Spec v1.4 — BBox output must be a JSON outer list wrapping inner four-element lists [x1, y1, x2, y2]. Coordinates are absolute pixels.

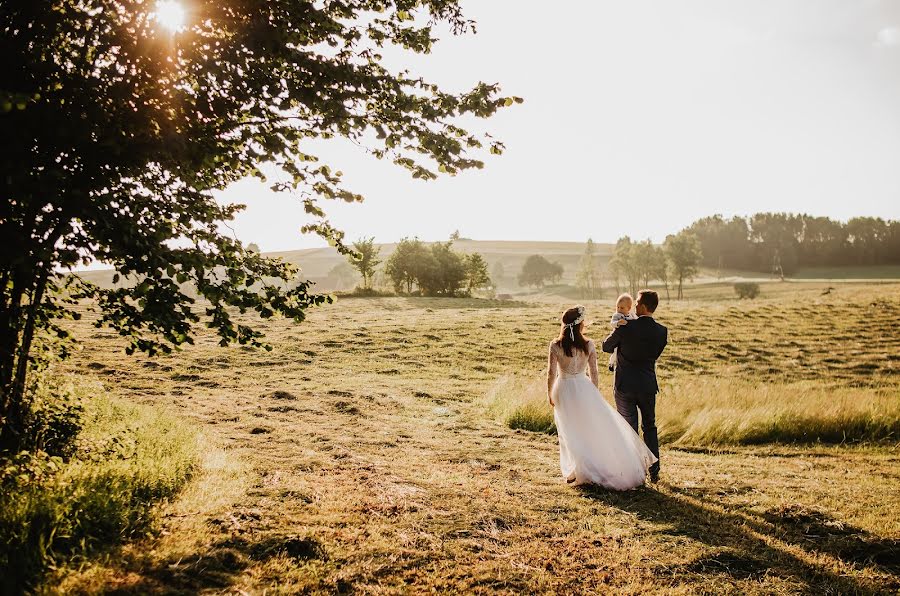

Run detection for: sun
[[153, 0, 186, 33]]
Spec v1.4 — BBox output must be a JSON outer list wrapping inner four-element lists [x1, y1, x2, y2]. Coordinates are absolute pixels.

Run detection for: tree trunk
[[0, 268, 49, 453]]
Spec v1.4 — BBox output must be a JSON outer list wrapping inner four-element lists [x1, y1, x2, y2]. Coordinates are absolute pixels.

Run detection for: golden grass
[[40, 282, 900, 594]]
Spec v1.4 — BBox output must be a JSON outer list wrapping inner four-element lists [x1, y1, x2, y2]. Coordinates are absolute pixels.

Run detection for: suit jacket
[[601, 316, 667, 394]]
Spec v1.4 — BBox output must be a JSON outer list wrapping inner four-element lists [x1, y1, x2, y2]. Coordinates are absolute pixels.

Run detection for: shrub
[[734, 281, 760, 299], [15, 377, 84, 459], [0, 387, 199, 593]]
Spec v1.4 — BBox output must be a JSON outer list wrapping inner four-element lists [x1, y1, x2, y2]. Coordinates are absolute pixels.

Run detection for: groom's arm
[[654, 327, 668, 359], [601, 327, 624, 354]]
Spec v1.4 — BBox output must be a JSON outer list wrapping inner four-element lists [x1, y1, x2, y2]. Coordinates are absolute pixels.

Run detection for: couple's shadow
[[579, 483, 899, 594]]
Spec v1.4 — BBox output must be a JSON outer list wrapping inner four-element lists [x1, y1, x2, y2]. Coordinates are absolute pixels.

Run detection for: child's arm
[[610, 312, 626, 329]]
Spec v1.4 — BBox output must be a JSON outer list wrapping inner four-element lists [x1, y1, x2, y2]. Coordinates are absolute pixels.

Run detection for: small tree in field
[[518, 255, 563, 288], [417, 242, 467, 297], [665, 231, 703, 299], [349, 238, 382, 290], [384, 237, 428, 294], [575, 239, 602, 299], [464, 253, 492, 294], [0, 1, 519, 451]]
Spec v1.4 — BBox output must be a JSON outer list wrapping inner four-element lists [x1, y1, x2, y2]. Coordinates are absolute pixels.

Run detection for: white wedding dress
[[548, 340, 657, 490]]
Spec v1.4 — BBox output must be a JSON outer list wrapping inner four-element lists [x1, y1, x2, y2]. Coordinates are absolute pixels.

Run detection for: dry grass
[[43, 282, 900, 594]]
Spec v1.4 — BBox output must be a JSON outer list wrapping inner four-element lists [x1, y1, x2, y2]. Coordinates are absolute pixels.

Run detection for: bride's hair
[[555, 306, 590, 357]]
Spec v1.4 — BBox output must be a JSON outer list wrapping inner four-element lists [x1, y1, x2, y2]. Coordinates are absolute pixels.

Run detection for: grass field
[[47, 282, 900, 594]]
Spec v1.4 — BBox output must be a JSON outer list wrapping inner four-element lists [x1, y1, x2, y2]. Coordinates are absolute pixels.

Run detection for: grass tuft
[[484, 375, 556, 434]]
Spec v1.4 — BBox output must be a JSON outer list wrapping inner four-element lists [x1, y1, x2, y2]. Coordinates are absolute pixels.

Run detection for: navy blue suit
[[602, 316, 667, 473]]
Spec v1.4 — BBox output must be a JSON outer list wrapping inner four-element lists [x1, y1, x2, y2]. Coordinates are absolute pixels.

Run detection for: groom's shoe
[[649, 465, 660, 484]]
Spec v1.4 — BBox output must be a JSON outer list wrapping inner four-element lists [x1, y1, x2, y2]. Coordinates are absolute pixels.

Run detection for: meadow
[[38, 281, 900, 593]]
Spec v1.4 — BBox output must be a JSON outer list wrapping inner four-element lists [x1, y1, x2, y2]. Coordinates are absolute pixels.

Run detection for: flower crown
[[563, 305, 586, 340]]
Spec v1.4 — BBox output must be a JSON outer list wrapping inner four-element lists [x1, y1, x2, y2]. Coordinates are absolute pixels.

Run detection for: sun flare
[[153, 0, 186, 33]]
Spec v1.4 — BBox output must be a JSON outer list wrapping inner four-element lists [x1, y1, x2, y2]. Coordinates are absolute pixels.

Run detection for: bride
[[548, 305, 657, 490]]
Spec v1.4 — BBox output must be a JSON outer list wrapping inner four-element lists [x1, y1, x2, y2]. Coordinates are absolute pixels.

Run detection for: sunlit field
[[32, 280, 897, 594]]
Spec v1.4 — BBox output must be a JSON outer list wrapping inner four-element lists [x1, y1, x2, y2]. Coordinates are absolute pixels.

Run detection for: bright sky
[[218, 0, 900, 251]]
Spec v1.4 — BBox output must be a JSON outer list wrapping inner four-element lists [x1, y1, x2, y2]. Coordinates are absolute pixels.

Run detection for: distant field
[[51, 281, 900, 594], [75, 241, 900, 295]]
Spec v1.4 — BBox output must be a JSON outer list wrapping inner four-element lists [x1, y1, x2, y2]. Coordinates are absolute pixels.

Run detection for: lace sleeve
[[588, 341, 599, 387], [547, 342, 558, 398]]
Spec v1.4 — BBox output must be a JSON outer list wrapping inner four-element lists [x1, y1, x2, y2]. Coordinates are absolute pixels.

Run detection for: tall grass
[[658, 377, 900, 445], [486, 374, 900, 446], [0, 385, 200, 593], [483, 375, 556, 434]]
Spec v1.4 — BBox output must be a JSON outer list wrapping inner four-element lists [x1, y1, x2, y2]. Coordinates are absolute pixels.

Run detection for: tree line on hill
[[345, 237, 491, 297], [687, 214, 900, 276]]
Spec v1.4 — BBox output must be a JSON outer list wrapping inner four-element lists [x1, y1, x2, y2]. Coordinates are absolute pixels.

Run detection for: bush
[[0, 386, 199, 593], [15, 377, 84, 459], [734, 281, 760, 299], [334, 287, 395, 298]]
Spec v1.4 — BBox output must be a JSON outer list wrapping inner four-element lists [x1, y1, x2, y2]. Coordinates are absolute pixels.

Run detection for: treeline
[[346, 237, 491, 297], [687, 214, 900, 276]]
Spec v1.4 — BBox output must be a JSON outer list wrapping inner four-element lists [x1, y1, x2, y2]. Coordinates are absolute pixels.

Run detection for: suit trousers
[[614, 388, 660, 473]]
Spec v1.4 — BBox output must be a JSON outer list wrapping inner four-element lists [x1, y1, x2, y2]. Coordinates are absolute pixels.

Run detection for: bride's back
[[550, 340, 595, 376]]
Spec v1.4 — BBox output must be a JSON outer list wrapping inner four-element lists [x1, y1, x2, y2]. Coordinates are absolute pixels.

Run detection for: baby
[[608, 293, 637, 372]]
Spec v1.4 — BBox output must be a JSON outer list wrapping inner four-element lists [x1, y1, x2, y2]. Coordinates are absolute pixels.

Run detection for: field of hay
[[51, 281, 899, 594]]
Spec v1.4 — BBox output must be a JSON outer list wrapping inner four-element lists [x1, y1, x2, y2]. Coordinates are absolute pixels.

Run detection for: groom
[[601, 289, 667, 482]]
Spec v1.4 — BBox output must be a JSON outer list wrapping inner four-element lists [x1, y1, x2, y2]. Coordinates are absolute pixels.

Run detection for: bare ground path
[[57, 295, 899, 594]]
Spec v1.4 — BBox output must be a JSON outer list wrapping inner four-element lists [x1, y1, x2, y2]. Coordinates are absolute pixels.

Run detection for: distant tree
[[418, 242, 467, 297], [327, 262, 359, 290], [450, 230, 461, 241], [518, 255, 563, 288], [609, 237, 641, 296], [247, 243, 261, 254], [846, 217, 890, 265], [348, 238, 382, 290], [575, 239, 602, 299], [649, 245, 670, 300], [491, 261, 506, 286], [750, 213, 803, 278], [464, 253, 492, 294], [384, 237, 428, 294], [664, 231, 702, 300]]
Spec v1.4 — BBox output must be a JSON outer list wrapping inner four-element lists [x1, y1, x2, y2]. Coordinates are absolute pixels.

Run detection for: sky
[[217, 0, 900, 251]]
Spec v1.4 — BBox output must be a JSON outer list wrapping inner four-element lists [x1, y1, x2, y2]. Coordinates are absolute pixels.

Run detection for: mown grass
[[47, 281, 900, 594], [0, 384, 199, 593]]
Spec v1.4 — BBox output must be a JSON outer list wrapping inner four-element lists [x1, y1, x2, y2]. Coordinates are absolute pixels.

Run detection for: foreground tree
[[0, 1, 519, 451], [664, 231, 702, 299], [348, 238, 382, 290]]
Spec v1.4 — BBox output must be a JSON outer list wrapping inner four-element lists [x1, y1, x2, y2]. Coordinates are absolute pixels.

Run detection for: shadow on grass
[[580, 484, 899, 595], [104, 535, 326, 595]]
